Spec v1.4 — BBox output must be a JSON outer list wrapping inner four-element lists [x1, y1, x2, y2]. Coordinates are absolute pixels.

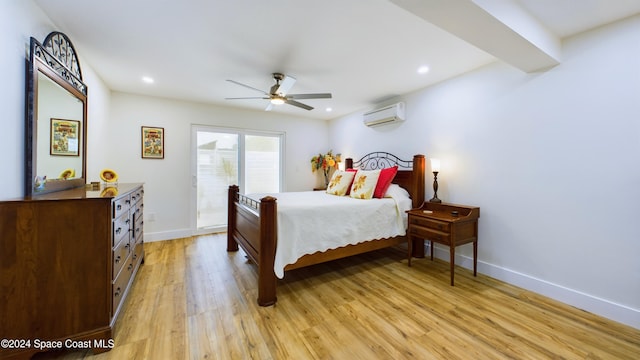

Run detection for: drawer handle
[[125, 219, 130, 224], [114, 287, 121, 297], [116, 227, 121, 234], [117, 204, 122, 210], [125, 243, 130, 249], [125, 199, 131, 204], [127, 264, 133, 271], [115, 255, 121, 264], [133, 253, 137, 260]]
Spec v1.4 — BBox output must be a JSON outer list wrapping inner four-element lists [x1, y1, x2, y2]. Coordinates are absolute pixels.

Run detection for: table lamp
[[429, 158, 441, 203]]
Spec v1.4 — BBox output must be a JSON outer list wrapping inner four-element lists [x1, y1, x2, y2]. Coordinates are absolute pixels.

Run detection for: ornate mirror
[[25, 32, 88, 196]]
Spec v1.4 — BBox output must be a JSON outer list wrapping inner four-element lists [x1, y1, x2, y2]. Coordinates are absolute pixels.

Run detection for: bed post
[[227, 185, 239, 252], [258, 196, 278, 306], [412, 154, 425, 209], [345, 157, 353, 169], [412, 155, 426, 258]]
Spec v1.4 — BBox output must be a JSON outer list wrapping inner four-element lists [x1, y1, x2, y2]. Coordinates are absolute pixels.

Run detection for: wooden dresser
[[0, 183, 144, 359]]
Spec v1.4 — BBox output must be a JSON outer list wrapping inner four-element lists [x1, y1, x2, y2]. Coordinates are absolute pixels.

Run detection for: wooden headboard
[[345, 152, 425, 208]]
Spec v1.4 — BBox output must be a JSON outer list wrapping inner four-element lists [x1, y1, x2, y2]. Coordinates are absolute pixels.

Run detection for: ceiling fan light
[[270, 97, 285, 105]]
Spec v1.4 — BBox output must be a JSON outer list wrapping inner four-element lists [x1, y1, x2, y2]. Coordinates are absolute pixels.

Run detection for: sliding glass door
[[191, 125, 283, 234]]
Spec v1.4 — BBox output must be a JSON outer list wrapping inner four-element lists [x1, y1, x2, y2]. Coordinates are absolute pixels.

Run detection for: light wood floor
[[39, 234, 639, 359]]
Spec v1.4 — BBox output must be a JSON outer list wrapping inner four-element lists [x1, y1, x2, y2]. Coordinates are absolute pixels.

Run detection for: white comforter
[[248, 185, 412, 278]]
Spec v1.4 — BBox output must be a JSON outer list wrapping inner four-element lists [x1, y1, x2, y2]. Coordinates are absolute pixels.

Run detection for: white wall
[[330, 16, 640, 329], [107, 93, 329, 241]]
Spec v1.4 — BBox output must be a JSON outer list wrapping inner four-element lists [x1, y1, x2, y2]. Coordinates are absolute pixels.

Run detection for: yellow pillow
[[326, 170, 356, 196], [349, 169, 381, 199]]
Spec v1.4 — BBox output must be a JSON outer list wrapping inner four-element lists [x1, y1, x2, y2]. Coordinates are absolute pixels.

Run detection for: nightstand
[[407, 202, 480, 285]]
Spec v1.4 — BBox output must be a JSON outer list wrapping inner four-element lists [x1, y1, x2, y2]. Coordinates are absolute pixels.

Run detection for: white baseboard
[[144, 228, 192, 242], [426, 244, 640, 330]]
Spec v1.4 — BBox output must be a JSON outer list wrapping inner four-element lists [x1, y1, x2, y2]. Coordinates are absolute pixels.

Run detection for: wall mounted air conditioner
[[363, 102, 405, 127]]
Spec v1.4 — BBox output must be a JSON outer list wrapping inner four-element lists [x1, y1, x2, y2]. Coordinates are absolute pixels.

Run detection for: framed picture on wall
[[141, 126, 164, 159], [50, 118, 80, 156]]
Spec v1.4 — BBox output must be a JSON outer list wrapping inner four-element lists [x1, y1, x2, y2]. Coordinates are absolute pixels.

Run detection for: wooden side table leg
[[473, 240, 478, 277], [407, 235, 413, 267], [450, 244, 455, 286], [430, 240, 434, 260]]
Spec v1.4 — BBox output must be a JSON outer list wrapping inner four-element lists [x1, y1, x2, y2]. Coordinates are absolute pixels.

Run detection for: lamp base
[[430, 171, 441, 203]]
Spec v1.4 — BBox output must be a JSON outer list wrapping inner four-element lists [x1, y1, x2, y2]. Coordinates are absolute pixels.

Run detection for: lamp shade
[[431, 158, 440, 172]]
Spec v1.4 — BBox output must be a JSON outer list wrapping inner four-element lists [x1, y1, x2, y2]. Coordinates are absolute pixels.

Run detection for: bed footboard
[[227, 185, 278, 306]]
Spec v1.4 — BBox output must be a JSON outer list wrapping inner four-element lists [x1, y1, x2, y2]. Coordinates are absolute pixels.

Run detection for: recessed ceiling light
[[142, 76, 154, 84], [326, 107, 333, 112], [417, 65, 430, 74]]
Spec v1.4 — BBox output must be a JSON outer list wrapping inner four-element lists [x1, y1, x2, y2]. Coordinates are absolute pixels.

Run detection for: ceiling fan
[[225, 73, 332, 111]]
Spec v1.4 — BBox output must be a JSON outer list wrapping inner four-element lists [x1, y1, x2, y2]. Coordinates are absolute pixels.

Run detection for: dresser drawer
[[410, 225, 450, 244], [130, 188, 143, 205], [112, 236, 131, 279], [410, 216, 450, 232], [132, 240, 144, 265], [112, 195, 130, 219], [133, 218, 143, 244], [112, 254, 134, 313], [112, 212, 130, 247], [132, 203, 143, 239]]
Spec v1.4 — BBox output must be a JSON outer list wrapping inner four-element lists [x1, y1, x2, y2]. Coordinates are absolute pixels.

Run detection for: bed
[[227, 152, 426, 306]]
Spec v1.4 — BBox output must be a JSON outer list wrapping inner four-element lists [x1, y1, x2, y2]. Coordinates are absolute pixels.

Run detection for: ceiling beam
[[390, 0, 561, 72]]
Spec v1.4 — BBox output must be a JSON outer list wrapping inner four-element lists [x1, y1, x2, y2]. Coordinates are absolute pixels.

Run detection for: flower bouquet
[[311, 150, 341, 186]]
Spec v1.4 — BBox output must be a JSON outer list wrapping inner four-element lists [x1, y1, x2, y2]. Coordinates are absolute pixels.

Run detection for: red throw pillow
[[373, 165, 398, 198], [345, 168, 358, 195]]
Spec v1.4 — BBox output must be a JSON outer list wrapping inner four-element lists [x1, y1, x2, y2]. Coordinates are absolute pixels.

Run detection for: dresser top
[[8, 183, 144, 202]]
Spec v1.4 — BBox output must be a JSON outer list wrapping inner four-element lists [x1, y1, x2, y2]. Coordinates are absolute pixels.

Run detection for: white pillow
[[349, 169, 381, 199], [385, 183, 414, 228], [384, 183, 410, 199], [326, 170, 356, 196]]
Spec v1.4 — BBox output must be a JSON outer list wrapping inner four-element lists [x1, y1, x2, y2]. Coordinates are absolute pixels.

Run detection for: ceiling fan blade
[[286, 93, 332, 100], [265, 103, 274, 111], [225, 97, 269, 100], [285, 99, 313, 111], [226, 79, 268, 95], [276, 74, 296, 95]]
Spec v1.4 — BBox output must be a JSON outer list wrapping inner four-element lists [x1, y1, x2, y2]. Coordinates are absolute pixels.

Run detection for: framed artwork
[[50, 118, 80, 156], [141, 126, 164, 159]]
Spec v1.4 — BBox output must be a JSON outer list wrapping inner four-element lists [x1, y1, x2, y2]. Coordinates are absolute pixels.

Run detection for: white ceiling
[[34, 0, 640, 120]]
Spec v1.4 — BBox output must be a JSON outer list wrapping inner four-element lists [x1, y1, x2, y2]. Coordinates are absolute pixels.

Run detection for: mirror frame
[[25, 32, 88, 196]]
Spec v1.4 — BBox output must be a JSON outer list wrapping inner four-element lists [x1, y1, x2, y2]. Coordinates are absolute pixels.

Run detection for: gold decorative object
[[100, 187, 118, 197], [59, 168, 75, 179], [100, 169, 119, 183]]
